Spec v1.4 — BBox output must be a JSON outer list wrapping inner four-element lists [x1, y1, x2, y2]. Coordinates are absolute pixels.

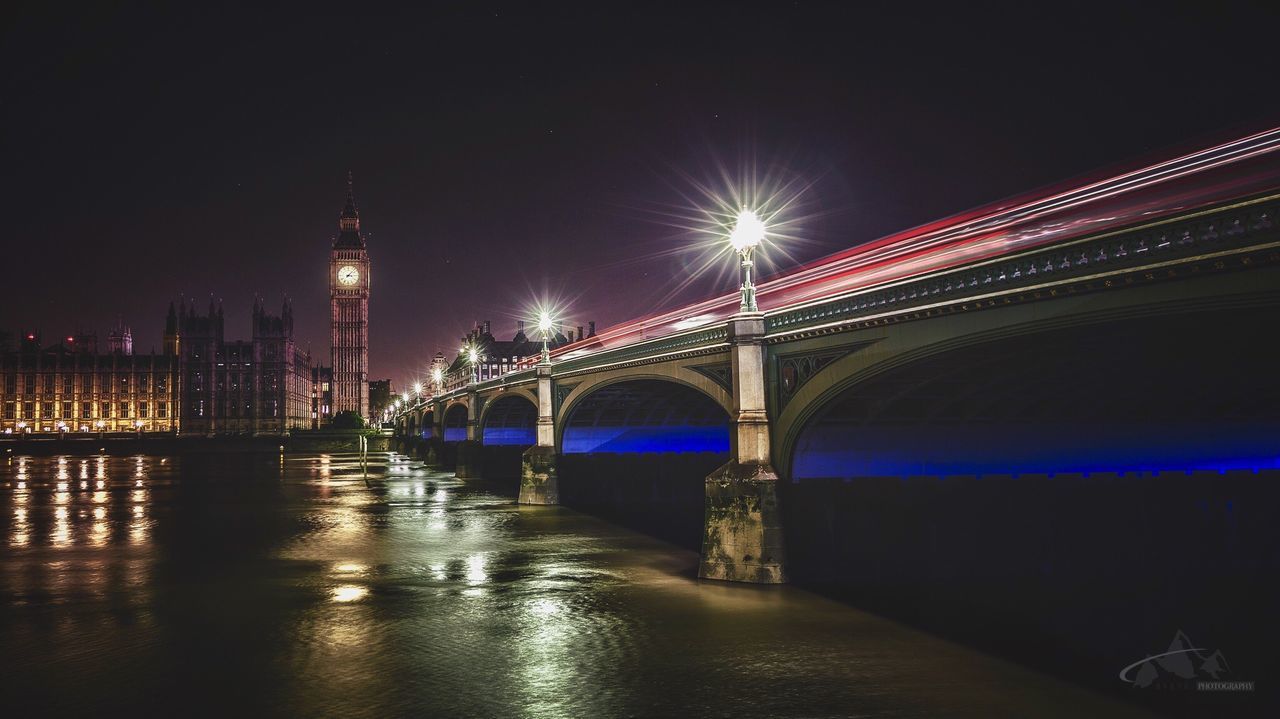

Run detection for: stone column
[[520, 362, 559, 505], [455, 394, 483, 479], [423, 402, 443, 467], [699, 313, 787, 584]]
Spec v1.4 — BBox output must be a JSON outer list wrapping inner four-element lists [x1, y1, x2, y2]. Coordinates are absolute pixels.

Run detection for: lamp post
[[431, 367, 444, 394], [413, 382, 423, 399], [465, 345, 480, 384], [729, 207, 766, 313], [537, 309, 554, 364]]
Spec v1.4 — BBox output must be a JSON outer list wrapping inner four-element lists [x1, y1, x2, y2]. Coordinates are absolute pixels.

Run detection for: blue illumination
[[443, 428, 466, 442], [562, 425, 729, 454], [792, 423, 1280, 479], [483, 427, 536, 446]]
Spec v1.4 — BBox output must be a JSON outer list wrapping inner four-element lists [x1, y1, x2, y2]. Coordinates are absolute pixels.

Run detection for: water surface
[[0, 452, 1153, 717]]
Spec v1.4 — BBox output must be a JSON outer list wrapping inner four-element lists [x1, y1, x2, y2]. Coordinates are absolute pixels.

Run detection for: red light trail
[[561, 126, 1280, 357]]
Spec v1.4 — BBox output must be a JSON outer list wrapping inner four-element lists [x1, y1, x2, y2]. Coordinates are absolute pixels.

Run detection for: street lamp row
[[398, 205, 766, 408]]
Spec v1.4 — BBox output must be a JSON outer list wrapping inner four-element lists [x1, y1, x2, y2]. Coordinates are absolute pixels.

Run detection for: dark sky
[[4, 2, 1279, 387]]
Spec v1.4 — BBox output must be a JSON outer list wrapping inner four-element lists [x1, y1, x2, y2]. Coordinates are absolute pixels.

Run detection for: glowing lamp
[[413, 382, 423, 396], [728, 206, 766, 312], [729, 207, 766, 252], [432, 368, 443, 385]]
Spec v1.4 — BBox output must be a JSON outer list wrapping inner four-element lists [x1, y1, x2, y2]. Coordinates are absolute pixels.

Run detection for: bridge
[[393, 128, 1280, 586]]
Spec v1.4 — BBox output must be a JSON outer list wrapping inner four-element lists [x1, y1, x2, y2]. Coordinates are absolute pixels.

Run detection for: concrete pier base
[[518, 445, 559, 505], [699, 461, 787, 584], [455, 440, 483, 479], [422, 438, 443, 467]]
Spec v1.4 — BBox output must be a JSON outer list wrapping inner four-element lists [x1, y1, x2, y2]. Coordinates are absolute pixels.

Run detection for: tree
[[331, 411, 365, 429]]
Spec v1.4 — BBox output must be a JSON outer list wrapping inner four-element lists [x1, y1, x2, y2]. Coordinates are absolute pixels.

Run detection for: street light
[[536, 308, 554, 363], [431, 367, 444, 391], [729, 206, 766, 312], [464, 342, 480, 384], [413, 382, 423, 397]]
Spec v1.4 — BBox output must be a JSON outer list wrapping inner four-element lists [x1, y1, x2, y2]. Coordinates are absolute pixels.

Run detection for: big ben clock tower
[[330, 173, 370, 419]]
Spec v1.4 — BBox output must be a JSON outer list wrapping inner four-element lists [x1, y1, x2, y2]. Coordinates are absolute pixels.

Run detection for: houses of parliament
[[0, 180, 374, 436]]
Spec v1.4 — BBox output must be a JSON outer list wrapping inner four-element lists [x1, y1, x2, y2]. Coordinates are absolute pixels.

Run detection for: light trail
[[556, 126, 1280, 357]]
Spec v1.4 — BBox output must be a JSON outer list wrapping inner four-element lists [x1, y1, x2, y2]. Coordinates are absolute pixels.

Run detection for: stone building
[[166, 297, 314, 435], [329, 175, 371, 419], [0, 330, 178, 434], [442, 320, 596, 391]]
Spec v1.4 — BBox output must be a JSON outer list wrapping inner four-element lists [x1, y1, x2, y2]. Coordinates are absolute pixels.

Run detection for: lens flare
[[730, 207, 766, 251]]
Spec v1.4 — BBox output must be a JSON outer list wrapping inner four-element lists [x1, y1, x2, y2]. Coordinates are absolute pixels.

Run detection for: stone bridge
[[395, 191, 1280, 584]]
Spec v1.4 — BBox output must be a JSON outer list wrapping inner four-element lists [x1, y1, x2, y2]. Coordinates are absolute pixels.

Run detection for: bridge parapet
[[764, 194, 1278, 339]]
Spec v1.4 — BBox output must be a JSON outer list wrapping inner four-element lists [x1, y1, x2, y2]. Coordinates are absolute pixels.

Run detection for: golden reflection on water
[[2, 455, 156, 549], [331, 585, 368, 602]]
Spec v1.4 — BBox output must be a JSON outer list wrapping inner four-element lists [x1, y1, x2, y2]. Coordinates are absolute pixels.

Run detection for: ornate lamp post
[[465, 345, 480, 384], [537, 309, 554, 364], [431, 367, 444, 394], [729, 207, 766, 313]]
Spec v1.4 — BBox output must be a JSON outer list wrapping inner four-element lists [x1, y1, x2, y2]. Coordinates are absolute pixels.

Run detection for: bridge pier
[[520, 361, 560, 504], [699, 314, 787, 584], [456, 394, 483, 478]]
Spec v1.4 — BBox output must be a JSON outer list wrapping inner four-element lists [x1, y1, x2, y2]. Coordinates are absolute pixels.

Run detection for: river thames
[[0, 452, 1153, 717]]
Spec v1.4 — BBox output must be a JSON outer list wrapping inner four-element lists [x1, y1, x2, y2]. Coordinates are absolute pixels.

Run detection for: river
[[0, 452, 1153, 717]]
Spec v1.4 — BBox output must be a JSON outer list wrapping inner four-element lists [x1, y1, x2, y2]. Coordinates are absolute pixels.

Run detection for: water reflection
[[0, 452, 1152, 718]]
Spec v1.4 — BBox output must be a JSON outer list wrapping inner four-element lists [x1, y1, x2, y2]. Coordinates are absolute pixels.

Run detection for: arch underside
[[561, 379, 730, 453], [481, 394, 537, 446], [791, 304, 1280, 479], [443, 403, 468, 442]]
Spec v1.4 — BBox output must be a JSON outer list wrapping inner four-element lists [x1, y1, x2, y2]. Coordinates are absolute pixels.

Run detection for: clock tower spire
[[329, 172, 371, 420]]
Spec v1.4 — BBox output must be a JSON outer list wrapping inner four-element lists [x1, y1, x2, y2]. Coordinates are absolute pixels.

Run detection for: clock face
[[337, 265, 360, 286]]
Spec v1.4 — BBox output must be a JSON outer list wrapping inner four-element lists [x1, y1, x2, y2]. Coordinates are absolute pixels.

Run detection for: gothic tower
[[329, 173, 371, 418]]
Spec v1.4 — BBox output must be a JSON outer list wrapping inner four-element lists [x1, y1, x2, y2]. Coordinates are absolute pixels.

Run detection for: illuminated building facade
[[0, 330, 178, 434], [311, 365, 332, 428], [442, 320, 596, 391], [330, 175, 371, 419], [168, 298, 313, 434]]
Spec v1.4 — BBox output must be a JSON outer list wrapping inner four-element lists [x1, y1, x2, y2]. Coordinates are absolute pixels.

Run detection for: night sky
[[4, 3, 1279, 387]]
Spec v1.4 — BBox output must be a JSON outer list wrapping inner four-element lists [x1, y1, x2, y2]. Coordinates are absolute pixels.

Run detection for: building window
[[101, 401, 111, 418], [157, 403, 167, 419], [23, 402, 33, 419], [25, 375, 35, 394], [139, 375, 149, 391], [3, 402, 13, 420], [156, 376, 167, 392], [119, 402, 130, 418], [62, 375, 73, 394], [41, 401, 52, 418], [81, 403, 91, 419], [99, 373, 110, 392], [119, 376, 129, 392], [43, 375, 55, 393], [4, 374, 14, 394], [139, 401, 148, 418], [80, 374, 92, 392], [61, 401, 70, 418]]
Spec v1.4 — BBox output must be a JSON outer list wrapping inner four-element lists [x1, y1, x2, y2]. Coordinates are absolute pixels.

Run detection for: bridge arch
[[442, 402, 469, 442], [558, 377, 731, 454], [554, 363, 732, 453], [479, 392, 538, 445], [781, 288, 1280, 480]]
